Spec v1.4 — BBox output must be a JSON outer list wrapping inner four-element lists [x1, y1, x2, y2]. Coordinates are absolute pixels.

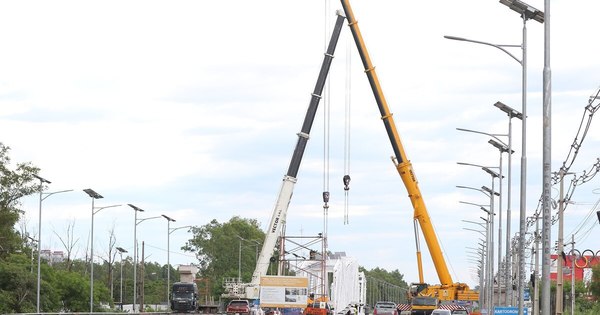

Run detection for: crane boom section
[[251, 13, 346, 286], [339, 0, 453, 286]]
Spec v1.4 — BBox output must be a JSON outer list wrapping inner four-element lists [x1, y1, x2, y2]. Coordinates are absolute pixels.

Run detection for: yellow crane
[[338, 0, 479, 309]]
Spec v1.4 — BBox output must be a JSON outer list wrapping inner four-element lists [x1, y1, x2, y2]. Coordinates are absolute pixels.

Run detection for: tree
[[53, 218, 80, 271], [183, 216, 265, 297], [589, 263, 600, 303], [0, 143, 41, 258], [360, 267, 409, 304], [0, 253, 37, 313]]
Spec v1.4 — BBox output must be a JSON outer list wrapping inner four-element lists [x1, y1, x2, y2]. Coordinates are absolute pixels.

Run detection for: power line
[[527, 86, 600, 229]]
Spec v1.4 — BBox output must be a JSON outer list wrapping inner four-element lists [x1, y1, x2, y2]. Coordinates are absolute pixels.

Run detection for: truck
[[338, 0, 479, 310], [171, 281, 199, 313], [409, 297, 438, 315], [223, 11, 347, 301], [303, 300, 333, 315]]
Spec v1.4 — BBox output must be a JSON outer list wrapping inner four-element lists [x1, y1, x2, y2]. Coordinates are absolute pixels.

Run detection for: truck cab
[[171, 282, 199, 313]]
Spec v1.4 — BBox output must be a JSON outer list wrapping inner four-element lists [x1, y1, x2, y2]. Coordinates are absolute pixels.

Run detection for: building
[[39, 249, 65, 265], [550, 253, 600, 283]]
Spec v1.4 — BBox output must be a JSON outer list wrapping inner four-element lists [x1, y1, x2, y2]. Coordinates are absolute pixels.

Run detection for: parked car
[[450, 309, 468, 315], [431, 309, 451, 315], [373, 301, 398, 315], [227, 300, 251, 315], [265, 308, 283, 315]]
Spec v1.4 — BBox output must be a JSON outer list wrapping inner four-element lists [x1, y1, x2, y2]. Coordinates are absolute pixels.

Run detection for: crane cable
[[322, 0, 331, 230], [321, 0, 331, 298], [343, 24, 352, 225]]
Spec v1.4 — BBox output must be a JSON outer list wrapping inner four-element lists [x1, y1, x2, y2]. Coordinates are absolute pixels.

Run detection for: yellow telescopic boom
[[339, 0, 452, 286]]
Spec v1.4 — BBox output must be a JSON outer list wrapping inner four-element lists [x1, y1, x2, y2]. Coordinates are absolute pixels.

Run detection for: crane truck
[[338, 0, 479, 313], [223, 11, 347, 301]]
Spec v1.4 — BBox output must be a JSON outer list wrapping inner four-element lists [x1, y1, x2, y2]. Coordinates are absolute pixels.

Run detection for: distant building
[[51, 251, 65, 264], [178, 265, 199, 283], [39, 249, 65, 265]]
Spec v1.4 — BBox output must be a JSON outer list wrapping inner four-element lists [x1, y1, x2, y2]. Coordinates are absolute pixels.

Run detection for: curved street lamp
[[84, 188, 120, 313], [135, 214, 162, 311], [33, 174, 72, 313], [165, 217, 191, 306], [161, 214, 176, 305], [128, 203, 144, 313], [116, 246, 128, 311], [458, 126, 513, 303]]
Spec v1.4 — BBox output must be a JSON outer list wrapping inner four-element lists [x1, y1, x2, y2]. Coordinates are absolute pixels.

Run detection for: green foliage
[[360, 266, 409, 304], [361, 267, 407, 286], [590, 263, 600, 300], [54, 268, 90, 312], [572, 298, 600, 315], [0, 143, 41, 259], [0, 253, 37, 313], [183, 216, 266, 297]]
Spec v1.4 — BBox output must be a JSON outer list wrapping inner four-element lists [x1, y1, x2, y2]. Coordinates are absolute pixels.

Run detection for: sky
[[1, 0, 600, 292]]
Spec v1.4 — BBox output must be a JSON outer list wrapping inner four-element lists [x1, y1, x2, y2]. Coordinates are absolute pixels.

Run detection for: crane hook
[[322, 191, 330, 204], [343, 175, 351, 191]]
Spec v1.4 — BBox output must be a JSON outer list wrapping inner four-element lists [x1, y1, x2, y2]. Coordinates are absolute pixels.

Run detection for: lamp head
[[494, 101, 523, 120], [83, 188, 103, 199], [128, 204, 144, 212], [482, 167, 502, 178], [481, 185, 500, 196], [33, 174, 51, 184], [488, 139, 514, 154], [499, 0, 544, 23], [162, 214, 176, 222]]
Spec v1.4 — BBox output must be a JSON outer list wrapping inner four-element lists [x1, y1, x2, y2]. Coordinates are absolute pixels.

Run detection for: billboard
[[260, 276, 309, 308]]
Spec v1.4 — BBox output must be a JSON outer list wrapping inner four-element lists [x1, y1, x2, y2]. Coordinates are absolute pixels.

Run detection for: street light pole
[[457, 126, 513, 305], [136, 214, 162, 311], [161, 214, 176, 306], [464, 222, 487, 310], [33, 174, 50, 314], [167, 224, 192, 301], [128, 204, 144, 313], [480, 209, 494, 315], [494, 100, 523, 305], [464, 224, 489, 311], [84, 188, 102, 313], [116, 247, 128, 311], [488, 138, 513, 305], [497, 3, 544, 314], [84, 188, 119, 313], [461, 198, 494, 313], [33, 175, 73, 313], [482, 168, 501, 308]]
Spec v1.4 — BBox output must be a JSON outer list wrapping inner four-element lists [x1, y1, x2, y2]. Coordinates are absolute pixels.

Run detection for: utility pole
[[570, 235, 575, 315], [141, 241, 145, 312], [555, 171, 573, 315], [533, 215, 540, 315]]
